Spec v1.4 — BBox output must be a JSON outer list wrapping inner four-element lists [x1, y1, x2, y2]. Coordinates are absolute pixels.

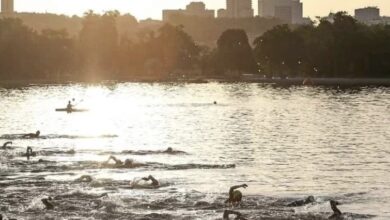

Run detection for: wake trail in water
[[0, 134, 118, 140]]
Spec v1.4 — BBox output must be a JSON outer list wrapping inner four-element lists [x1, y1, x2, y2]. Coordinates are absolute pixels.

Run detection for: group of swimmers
[[1, 140, 344, 220]]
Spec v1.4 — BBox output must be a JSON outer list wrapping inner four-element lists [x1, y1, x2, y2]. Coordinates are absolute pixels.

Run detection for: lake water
[[0, 83, 389, 219]]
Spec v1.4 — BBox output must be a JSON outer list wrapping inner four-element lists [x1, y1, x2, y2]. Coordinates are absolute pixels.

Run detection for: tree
[[216, 29, 256, 75]]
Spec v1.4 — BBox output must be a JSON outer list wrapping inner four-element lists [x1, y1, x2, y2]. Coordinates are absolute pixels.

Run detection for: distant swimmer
[[287, 195, 315, 207], [329, 200, 342, 219], [41, 197, 54, 210], [75, 175, 93, 183], [26, 146, 36, 160], [165, 147, 174, 153], [163, 147, 186, 154], [103, 155, 145, 168], [23, 130, 40, 138], [141, 175, 160, 187], [225, 184, 248, 206], [223, 210, 247, 220], [2, 141, 12, 149]]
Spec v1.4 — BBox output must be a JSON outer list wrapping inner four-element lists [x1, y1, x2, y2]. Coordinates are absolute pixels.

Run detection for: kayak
[[55, 108, 89, 112]]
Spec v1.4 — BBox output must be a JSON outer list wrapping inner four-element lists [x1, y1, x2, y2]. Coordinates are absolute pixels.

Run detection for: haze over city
[[13, 0, 390, 19]]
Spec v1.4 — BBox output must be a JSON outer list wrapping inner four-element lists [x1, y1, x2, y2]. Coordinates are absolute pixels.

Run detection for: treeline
[[0, 11, 389, 81], [165, 14, 283, 46], [253, 12, 390, 78]]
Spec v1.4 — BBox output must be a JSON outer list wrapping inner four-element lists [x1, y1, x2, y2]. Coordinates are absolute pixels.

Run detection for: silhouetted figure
[[26, 146, 36, 160], [161, 147, 186, 154], [165, 147, 173, 153], [214, 101, 217, 105], [287, 195, 315, 207], [66, 101, 73, 113], [2, 141, 12, 149], [74, 175, 93, 183], [225, 184, 248, 206], [103, 155, 144, 168], [223, 210, 247, 220], [23, 130, 40, 138], [329, 200, 342, 219], [142, 175, 160, 187], [41, 197, 54, 210]]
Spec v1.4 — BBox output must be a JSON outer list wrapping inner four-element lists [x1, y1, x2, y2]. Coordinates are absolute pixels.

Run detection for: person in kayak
[[225, 184, 248, 206], [23, 130, 40, 138], [66, 101, 73, 112], [103, 155, 145, 168]]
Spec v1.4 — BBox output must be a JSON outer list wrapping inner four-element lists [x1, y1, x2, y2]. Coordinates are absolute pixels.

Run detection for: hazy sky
[[15, 0, 390, 20]]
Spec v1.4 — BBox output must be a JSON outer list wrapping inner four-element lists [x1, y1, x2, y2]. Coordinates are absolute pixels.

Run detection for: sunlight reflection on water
[[0, 83, 389, 218]]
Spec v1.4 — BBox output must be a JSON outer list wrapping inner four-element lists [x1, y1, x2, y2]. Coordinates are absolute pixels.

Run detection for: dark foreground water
[[0, 83, 389, 219]]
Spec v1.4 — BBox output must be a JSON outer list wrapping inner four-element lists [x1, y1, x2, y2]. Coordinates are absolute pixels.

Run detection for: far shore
[[1, 77, 390, 87]]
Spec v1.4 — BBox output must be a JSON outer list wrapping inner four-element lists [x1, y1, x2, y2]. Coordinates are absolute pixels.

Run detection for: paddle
[[72, 99, 84, 107]]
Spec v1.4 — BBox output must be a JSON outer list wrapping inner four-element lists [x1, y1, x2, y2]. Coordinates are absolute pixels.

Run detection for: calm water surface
[[0, 83, 389, 219]]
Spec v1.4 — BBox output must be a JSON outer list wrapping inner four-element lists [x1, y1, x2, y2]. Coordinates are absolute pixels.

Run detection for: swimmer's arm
[[148, 175, 159, 186], [106, 156, 120, 164], [229, 184, 248, 194], [2, 141, 12, 148]]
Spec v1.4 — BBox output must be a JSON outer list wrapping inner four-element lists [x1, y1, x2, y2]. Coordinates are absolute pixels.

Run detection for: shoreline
[[1, 77, 390, 87]]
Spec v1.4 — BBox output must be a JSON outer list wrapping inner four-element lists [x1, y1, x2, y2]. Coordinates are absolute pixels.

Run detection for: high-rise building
[[163, 2, 214, 21], [258, 0, 302, 24], [275, 6, 292, 23], [1, 0, 14, 14], [219, 0, 254, 18], [355, 7, 380, 22]]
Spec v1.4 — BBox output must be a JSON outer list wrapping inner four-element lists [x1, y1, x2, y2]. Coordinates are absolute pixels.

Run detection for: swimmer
[[287, 195, 315, 207], [141, 175, 160, 187], [103, 155, 144, 168], [2, 141, 12, 149], [163, 147, 186, 154], [26, 146, 36, 160], [41, 197, 54, 210], [23, 130, 40, 138], [223, 210, 247, 220], [164, 147, 174, 153], [75, 175, 93, 183], [225, 184, 248, 206], [329, 200, 342, 219]]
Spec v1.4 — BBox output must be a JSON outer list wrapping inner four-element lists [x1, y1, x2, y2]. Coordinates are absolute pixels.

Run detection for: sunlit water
[[0, 83, 389, 219]]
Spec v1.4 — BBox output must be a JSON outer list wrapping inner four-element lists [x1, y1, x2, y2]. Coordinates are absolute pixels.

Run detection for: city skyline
[[11, 0, 390, 19]]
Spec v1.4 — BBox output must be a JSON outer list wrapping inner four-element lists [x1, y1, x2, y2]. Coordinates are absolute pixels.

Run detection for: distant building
[[1, 0, 14, 14], [355, 7, 380, 23], [258, 0, 303, 24], [275, 6, 292, 23], [218, 0, 254, 18], [163, 2, 214, 21], [217, 9, 228, 18]]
